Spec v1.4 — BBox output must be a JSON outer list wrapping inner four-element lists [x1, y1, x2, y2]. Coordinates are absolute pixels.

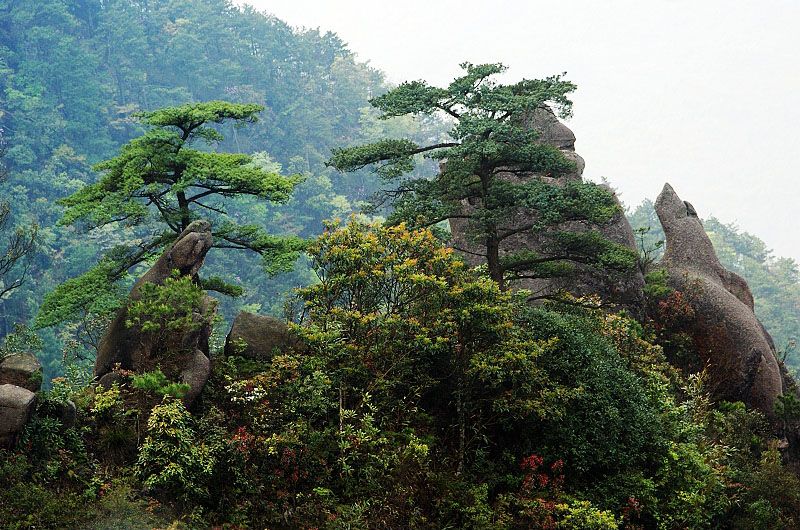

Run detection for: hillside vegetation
[[0, 1, 799, 529]]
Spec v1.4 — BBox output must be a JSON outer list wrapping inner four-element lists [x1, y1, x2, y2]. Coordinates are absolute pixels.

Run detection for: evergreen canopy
[[60, 101, 302, 251], [39, 101, 306, 327], [329, 63, 635, 289]]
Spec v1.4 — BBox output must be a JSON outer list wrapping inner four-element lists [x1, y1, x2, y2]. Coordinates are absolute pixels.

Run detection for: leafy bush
[[136, 399, 214, 502], [126, 271, 210, 347], [557, 500, 619, 529], [519, 306, 669, 503], [131, 369, 190, 399]]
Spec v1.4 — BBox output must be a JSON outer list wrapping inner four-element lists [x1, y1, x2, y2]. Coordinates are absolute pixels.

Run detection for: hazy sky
[[242, 0, 800, 262]]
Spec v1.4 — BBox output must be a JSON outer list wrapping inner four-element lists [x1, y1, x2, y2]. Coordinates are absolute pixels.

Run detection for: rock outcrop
[[0, 352, 42, 392], [95, 221, 215, 407], [0, 383, 36, 447], [224, 312, 297, 361], [449, 107, 646, 317], [654, 183, 783, 416]]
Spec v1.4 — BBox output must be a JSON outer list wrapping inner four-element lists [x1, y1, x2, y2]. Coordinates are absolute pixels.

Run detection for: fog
[[242, 0, 800, 262]]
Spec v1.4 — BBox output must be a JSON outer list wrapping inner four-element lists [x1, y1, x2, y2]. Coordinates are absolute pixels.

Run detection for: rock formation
[[449, 107, 646, 317], [224, 312, 297, 362], [95, 220, 215, 407], [0, 352, 42, 447], [654, 183, 783, 416], [0, 352, 42, 392], [0, 383, 36, 447]]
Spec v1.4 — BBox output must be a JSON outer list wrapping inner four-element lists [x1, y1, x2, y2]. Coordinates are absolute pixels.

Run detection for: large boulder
[[654, 183, 783, 416], [95, 220, 215, 407], [224, 312, 296, 362], [449, 107, 646, 317], [0, 384, 36, 447], [0, 352, 42, 392]]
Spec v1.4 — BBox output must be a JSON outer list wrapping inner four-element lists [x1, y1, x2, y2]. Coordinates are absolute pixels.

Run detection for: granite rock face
[[224, 312, 296, 362], [654, 183, 783, 416], [449, 107, 646, 317], [95, 220, 215, 407], [0, 383, 36, 447], [0, 352, 42, 392]]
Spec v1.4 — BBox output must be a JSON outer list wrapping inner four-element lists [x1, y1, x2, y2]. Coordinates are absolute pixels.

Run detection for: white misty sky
[[241, 0, 800, 263]]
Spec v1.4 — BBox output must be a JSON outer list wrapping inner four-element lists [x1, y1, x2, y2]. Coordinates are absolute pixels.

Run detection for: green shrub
[[135, 399, 214, 502], [557, 500, 619, 529], [520, 306, 668, 505], [131, 368, 190, 399]]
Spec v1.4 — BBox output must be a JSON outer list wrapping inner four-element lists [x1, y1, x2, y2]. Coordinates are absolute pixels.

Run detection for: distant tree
[[0, 134, 37, 302], [38, 101, 304, 326], [328, 62, 634, 289]]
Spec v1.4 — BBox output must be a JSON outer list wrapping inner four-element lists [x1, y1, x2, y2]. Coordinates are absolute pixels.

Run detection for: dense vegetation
[[4, 221, 800, 528], [0, 0, 436, 380], [1, 1, 799, 529]]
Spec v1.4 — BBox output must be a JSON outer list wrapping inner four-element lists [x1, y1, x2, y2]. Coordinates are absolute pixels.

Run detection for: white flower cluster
[[225, 380, 268, 404]]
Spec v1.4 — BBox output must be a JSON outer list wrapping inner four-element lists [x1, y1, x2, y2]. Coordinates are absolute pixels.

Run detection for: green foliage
[[59, 101, 300, 233], [643, 268, 673, 300], [200, 275, 244, 297], [329, 62, 632, 288], [126, 272, 206, 336], [87, 479, 175, 530], [8, 216, 800, 528], [131, 369, 190, 399], [0, 395, 97, 529], [557, 500, 619, 529], [0, 323, 43, 361], [0, 461, 90, 530], [775, 393, 800, 423], [0, 0, 432, 376], [46, 99, 305, 332], [35, 258, 125, 329], [91, 383, 124, 417], [4, 2, 800, 527], [136, 399, 215, 502], [520, 306, 669, 500]]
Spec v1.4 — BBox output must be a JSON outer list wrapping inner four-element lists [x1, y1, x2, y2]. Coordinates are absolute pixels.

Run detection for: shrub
[[131, 369, 190, 399], [125, 271, 212, 361], [557, 500, 619, 529], [519, 306, 668, 506], [135, 399, 214, 502]]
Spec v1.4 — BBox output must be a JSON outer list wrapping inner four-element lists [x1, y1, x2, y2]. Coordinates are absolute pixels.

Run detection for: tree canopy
[[0, 134, 38, 302], [38, 101, 306, 327], [328, 62, 634, 288], [60, 101, 303, 256]]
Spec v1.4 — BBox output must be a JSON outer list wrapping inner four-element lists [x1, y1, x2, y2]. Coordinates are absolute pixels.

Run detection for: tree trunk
[[177, 191, 190, 231], [480, 168, 505, 289], [486, 234, 505, 290]]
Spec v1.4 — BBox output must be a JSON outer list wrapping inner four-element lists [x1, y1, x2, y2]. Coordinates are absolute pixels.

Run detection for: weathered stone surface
[[521, 106, 585, 178], [95, 220, 215, 407], [224, 312, 296, 361], [655, 183, 783, 416], [38, 398, 77, 429], [0, 384, 36, 447], [54, 399, 77, 429], [449, 107, 646, 317], [0, 352, 42, 392], [180, 349, 211, 407]]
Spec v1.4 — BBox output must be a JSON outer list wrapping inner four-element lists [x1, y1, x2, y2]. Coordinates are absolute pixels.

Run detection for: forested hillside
[[0, 0, 435, 380], [2, 1, 800, 529]]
